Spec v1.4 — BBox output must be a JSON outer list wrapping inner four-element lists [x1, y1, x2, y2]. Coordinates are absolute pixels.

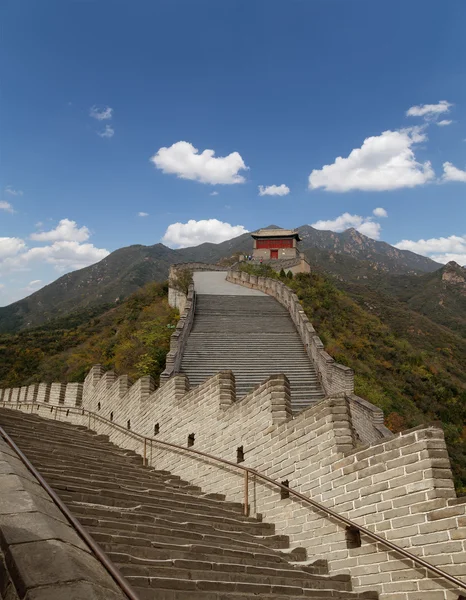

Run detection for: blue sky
[[1, 0, 466, 305]]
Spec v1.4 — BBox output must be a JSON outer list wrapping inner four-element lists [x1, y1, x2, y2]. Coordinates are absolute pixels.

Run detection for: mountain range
[[0, 225, 443, 333]]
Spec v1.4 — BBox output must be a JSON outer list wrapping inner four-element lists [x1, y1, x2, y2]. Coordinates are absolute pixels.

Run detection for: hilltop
[[0, 225, 440, 333]]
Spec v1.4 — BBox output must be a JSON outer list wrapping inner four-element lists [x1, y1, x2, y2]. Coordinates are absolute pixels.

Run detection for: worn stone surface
[[8, 539, 121, 595], [0, 427, 128, 600], [25, 581, 125, 600], [0, 512, 88, 550]]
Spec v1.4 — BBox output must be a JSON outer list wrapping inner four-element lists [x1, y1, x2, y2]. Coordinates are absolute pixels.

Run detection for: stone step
[[107, 551, 320, 577], [127, 574, 351, 596], [42, 474, 245, 515], [77, 515, 284, 549], [86, 525, 286, 555], [69, 504, 274, 537], [132, 587, 377, 600], [58, 490, 263, 531], [36, 464, 203, 494], [95, 539, 307, 566], [115, 562, 350, 590], [25, 458, 209, 496], [34, 478, 252, 522]]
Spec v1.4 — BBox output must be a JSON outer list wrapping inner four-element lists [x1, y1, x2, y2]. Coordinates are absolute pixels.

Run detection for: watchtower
[[251, 228, 301, 261]]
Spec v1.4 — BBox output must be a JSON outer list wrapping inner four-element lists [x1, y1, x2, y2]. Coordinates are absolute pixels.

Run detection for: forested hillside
[[241, 264, 466, 492], [0, 281, 178, 388]]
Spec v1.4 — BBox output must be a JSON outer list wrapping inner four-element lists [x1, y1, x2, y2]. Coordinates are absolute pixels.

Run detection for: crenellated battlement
[[1, 363, 465, 600]]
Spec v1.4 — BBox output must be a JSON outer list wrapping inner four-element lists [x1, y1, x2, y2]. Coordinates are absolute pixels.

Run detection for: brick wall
[[1, 366, 465, 600]]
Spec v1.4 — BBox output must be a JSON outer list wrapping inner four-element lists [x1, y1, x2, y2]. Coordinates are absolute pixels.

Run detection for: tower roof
[[251, 228, 301, 241]]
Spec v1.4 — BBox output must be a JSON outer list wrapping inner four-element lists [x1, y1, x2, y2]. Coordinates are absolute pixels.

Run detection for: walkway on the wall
[[192, 271, 266, 295], [181, 271, 325, 413]]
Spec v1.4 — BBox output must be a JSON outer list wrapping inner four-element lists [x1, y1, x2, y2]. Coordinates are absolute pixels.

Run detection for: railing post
[[143, 438, 147, 466], [244, 470, 249, 516]]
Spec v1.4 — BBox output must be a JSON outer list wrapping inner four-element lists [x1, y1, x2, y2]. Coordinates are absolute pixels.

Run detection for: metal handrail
[[1, 400, 466, 593], [0, 423, 140, 600]]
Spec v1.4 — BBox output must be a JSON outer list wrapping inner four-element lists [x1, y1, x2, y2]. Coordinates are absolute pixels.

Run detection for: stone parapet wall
[[226, 269, 391, 443], [161, 282, 196, 383], [1, 366, 465, 600], [0, 430, 126, 599]]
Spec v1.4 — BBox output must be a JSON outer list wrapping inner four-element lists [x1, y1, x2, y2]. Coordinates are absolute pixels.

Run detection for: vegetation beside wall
[[0, 282, 178, 388], [240, 264, 466, 492]]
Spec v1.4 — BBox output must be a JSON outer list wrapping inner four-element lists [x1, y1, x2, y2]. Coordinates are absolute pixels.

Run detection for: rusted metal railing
[[1, 400, 466, 594]]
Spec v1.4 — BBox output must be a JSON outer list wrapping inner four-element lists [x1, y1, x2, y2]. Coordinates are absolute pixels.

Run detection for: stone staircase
[[181, 295, 325, 412], [0, 407, 377, 600]]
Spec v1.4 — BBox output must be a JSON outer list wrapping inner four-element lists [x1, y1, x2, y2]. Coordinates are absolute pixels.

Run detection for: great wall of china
[[1, 264, 465, 600]]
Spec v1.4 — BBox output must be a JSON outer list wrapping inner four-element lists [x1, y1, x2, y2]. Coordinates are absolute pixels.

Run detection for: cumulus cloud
[[0, 238, 26, 259], [162, 219, 249, 248], [5, 186, 23, 196], [30, 219, 90, 243], [442, 162, 466, 183], [150, 141, 248, 185], [311, 210, 386, 240], [395, 235, 466, 265], [437, 120, 453, 127], [138, 212, 149, 217], [406, 100, 452, 120], [98, 124, 115, 138], [90, 106, 113, 120], [308, 129, 434, 192], [1, 241, 109, 274], [0, 201, 14, 213], [258, 184, 290, 197], [210, 191, 219, 196], [373, 207, 388, 218]]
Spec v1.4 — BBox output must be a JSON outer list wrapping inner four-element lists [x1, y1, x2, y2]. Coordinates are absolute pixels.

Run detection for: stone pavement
[[193, 271, 266, 296]]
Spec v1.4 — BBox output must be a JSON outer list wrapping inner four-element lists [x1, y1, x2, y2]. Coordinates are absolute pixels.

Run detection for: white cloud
[[258, 184, 290, 197], [162, 219, 248, 248], [150, 141, 248, 185], [442, 162, 466, 183], [311, 210, 386, 240], [22, 279, 43, 294], [308, 129, 434, 192], [0, 201, 14, 213], [0, 238, 26, 259], [5, 186, 23, 196], [210, 191, 219, 196], [90, 106, 113, 120], [138, 212, 149, 217], [30, 219, 90, 242], [437, 120, 453, 127], [98, 124, 115, 138], [406, 100, 452, 119], [357, 221, 381, 239], [395, 235, 466, 265], [1, 241, 109, 273], [373, 207, 388, 218]]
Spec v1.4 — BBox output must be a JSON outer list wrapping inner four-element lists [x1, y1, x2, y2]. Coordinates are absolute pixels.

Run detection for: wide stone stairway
[[0, 407, 377, 600], [180, 272, 325, 413]]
